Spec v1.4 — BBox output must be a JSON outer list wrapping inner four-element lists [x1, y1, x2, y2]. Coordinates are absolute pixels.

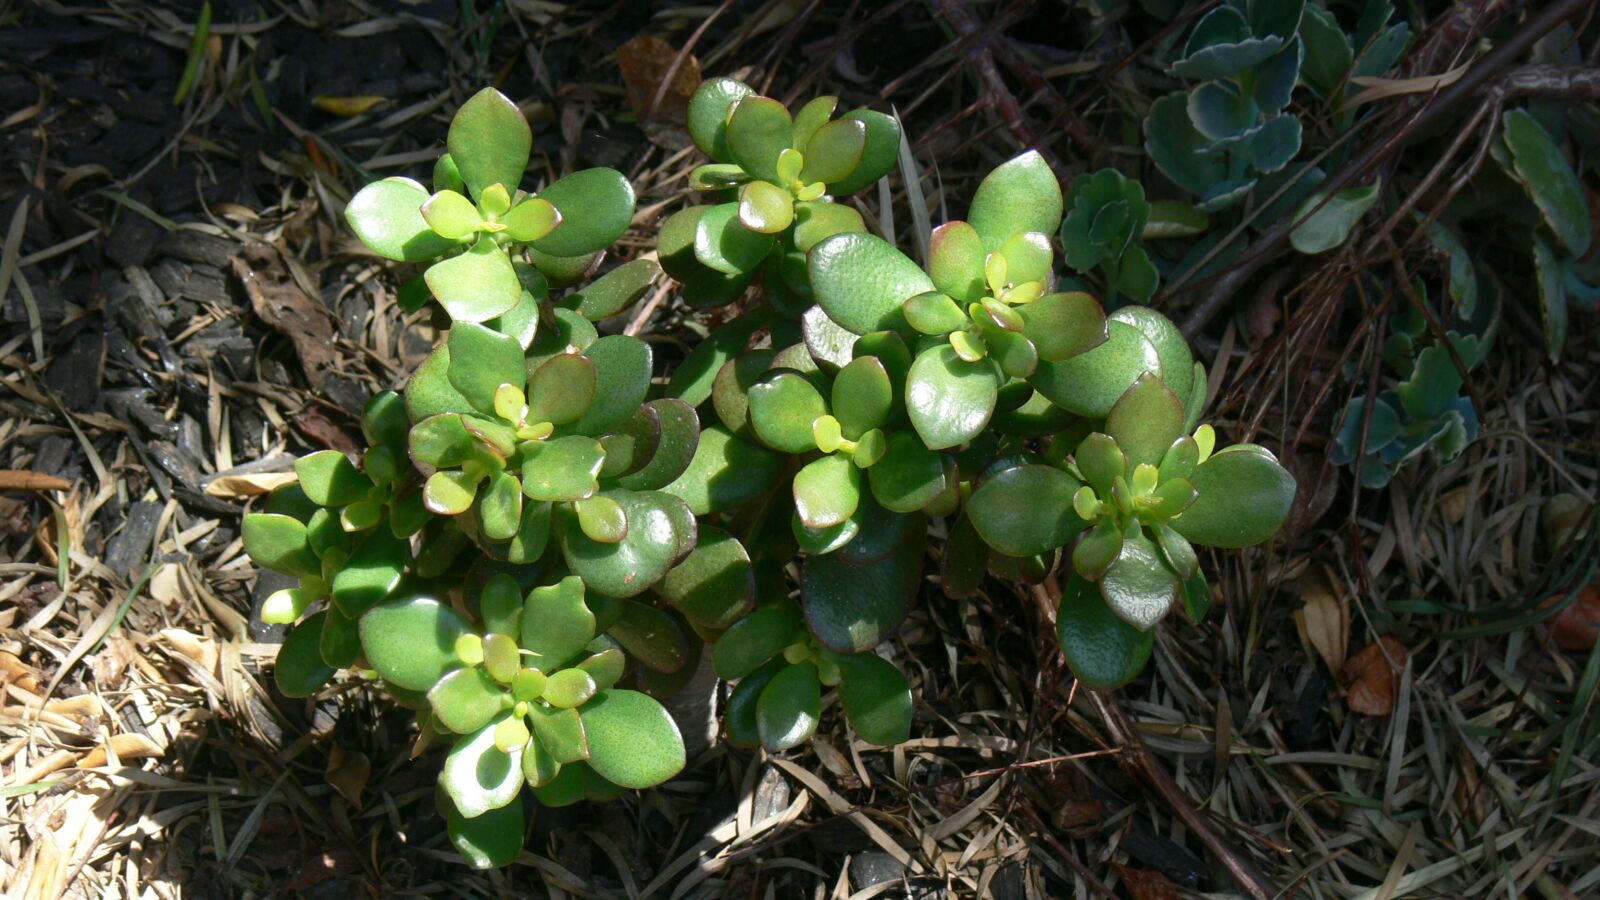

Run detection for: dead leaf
[[1342, 636, 1408, 716], [295, 407, 361, 454], [233, 242, 336, 389], [0, 470, 71, 491], [90, 634, 138, 690], [326, 744, 371, 806], [203, 471, 298, 499], [76, 733, 165, 768], [1114, 864, 1180, 900], [1053, 798, 1101, 835], [0, 650, 41, 692], [1543, 585, 1600, 652], [616, 34, 701, 124], [1347, 62, 1470, 106], [311, 95, 386, 117], [1293, 567, 1349, 676]]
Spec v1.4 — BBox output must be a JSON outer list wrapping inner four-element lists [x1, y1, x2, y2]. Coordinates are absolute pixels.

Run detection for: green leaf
[[826, 109, 902, 196], [360, 596, 469, 691], [579, 690, 686, 788], [968, 151, 1063, 252], [542, 668, 597, 708], [794, 454, 862, 529], [1021, 292, 1109, 362], [1143, 93, 1225, 197], [904, 291, 968, 336], [606, 599, 688, 673], [520, 576, 596, 671], [868, 431, 946, 513], [694, 201, 774, 275], [562, 259, 659, 321], [967, 464, 1086, 557], [330, 527, 409, 617], [521, 435, 604, 503], [421, 189, 482, 240], [345, 177, 457, 262], [274, 612, 336, 698], [832, 357, 893, 437], [525, 247, 599, 289], [757, 661, 821, 751], [442, 715, 524, 818], [803, 514, 924, 652], [501, 196, 561, 243], [793, 201, 867, 253], [614, 399, 701, 491], [526, 305, 598, 370], [530, 168, 637, 257], [662, 425, 785, 515], [598, 406, 660, 479], [737, 180, 794, 234], [448, 322, 527, 413], [791, 95, 838, 151], [801, 305, 859, 372], [713, 603, 805, 679], [809, 232, 931, 335], [748, 371, 827, 453], [573, 335, 653, 436], [429, 667, 507, 734], [528, 704, 589, 763], [1032, 320, 1162, 417], [1290, 181, 1382, 254], [426, 237, 522, 323], [928, 221, 986, 303], [448, 87, 531, 200], [447, 796, 524, 869], [477, 470, 523, 540], [527, 353, 597, 426], [1299, 3, 1353, 99], [1105, 374, 1186, 468], [433, 154, 466, 194], [997, 231, 1054, 285], [1532, 233, 1569, 364], [659, 526, 754, 629], [905, 346, 999, 450], [317, 607, 360, 669], [1504, 109, 1591, 255], [242, 513, 319, 578], [1099, 530, 1180, 630], [405, 346, 477, 421], [726, 96, 793, 184], [507, 499, 553, 563], [1107, 306, 1193, 402], [726, 658, 786, 747], [688, 77, 754, 161], [480, 574, 522, 635], [1057, 572, 1152, 689], [665, 308, 768, 406], [1143, 200, 1211, 239], [1171, 445, 1296, 548], [561, 490, 681, 597], [801, 117, 867, 184], [835, 652, 912, 745]]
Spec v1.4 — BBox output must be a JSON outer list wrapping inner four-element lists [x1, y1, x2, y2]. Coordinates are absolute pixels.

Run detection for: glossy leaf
[[1032, 320, 1162, 417], [405, 346, 477, 421], [869, 431, 946, 513], [688, 77, 754, 160], [725, 658, 786, 747], [530, 168, 637, 258], [968, 151, 1063, 252], [826, 109, 902, 195], [793, 201, 866, 253], [573, 335, 653, 436], [748, 371, 827, 453], [543, 668, 598, 708], [835, 652, 913, 745], [242, 513, 319, 578], [521, 436, 604, 502], [738, 180, 794, 234], [426, 237, 522, 323], [274, 612, 336, 698], [1144, 93, 1225, 197], [442, 715, 524, 818], [360, 596, 469, 691], [1057, 572, 1153, 689], [905, 346, 999, 450], [794, 454, 861, 529], [712, 603, 805, 679], [562, 259, 658, 321], [526, 353, 596, 425], [801, 117, 867, 184], [448, 322, 526, 412], [447, 796, 524, 869], [727, 96, 793, 183], [757, 661, 821, 751], [615, 399, 701, 491], [803, 516, 924, 652], [520, 576, 596, 671], [809, 232, 931, 335], [694, 201, 773, 275], [662, 425, 785, 515], [561, 490, 681, 597], [1105, 374, 1186, 468], [529, 703, 589, 763], [346, 177, 457, 262], [1020, 291, 1109, 362], [448, 87, 531, 200], [330, 527, 409, 617], [1107, 306, 1193, 402], [429, 667, 506, 735], [580, 690, 686, 788], [658, 526, 754, 629], [1099, 531, 1180, 630], [967, 464, 1086, 557], [1172, 445, 1297, 547]]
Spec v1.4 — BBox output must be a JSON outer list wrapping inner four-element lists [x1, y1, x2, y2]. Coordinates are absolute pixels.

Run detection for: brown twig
[[1497, 64, 1600, 98], [1087, 691, 1278, 900], [930, 0, 1064, 171]]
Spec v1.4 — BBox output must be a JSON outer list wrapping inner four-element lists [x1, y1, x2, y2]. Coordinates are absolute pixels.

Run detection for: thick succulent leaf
[[906, 346, 1000, 450], [426, 237, 522, 323], [666, 309, 767, 406], [757, 661, 821, 751], [1532, 233, 1569, 364], [274, 612, 336, 698], [447, 796, 524, 869], [726, 95, 793, 183], [527, 353, 597, 426], [525, 247, 600, 289], [242, 513, 320, 578], [868, 430, 946, 513], [561, 490, 681, 597], [737, 181, 794, 234], [834, 652, 912, 745], [801, 304, 859, 372], [659, 526, 754, 629], [968, 151, 1063, 252], [345, 177, 457, 262], [1504, 109, 1591, 255], [793, 454, 862, 529], [521, 436, 604, 502], [800, 118, 867, 185], [928, 221, 986, 303], [406, 345, 478, 421], [597, 405, 661, 480], [529, 168, 637, 258], [579, 690, 686, 789], [330, 527, 409, 617], [1188, 81, 1254, 142], [713, 603, 805, 679], [525, 306, 598, 372], [1254, 39, 1303, 113], [520, 576, 595, 671], [502, 196, 561, 243], [528, 704, 589, 764], [1057, 572, 1153, 689], [967, 464, 1086, 557], [1144, 93, 1225, 197], [1105, 374, 1186, 468], [725, 658, 786, 748], [572, 335, 652, 436], [1173, 34, 1285, 80], [448, 87, 531, 200], [826, 109, 902, 195], [448, 322, 527, 413], [421, 189, 481, 240], [1032, 320, 1162, 417], [808, 232, 931, 335], [662, 424, 785, 515], [543, 668, 598, 708], [359, 596, 469, 691], [793, 201, 867, 253], [1143, 200, 1211, 239], [562, 259, 659, 322], [748, 371, 827, 453], [803, 515, 924, 652], [614, 399, 701, 491], [1171, 446, 1296, 547], [1021, 292, 1108, 362], [477, 471, 523, 540], [428, 667, 506, 735], [1099, 531, 1180, 630], [442, 715, 524, 818], [790, 95, 838, 150], [1290, 181, 1382, 255], [694, 201, 774, 275], [1299, 3, 1353, 99], [606, 600, 688, 673], [688, 77, 754, 160]]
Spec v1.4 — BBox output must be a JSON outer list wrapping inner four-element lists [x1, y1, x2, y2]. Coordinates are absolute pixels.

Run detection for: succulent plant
[[246, 87, 1300, 870]]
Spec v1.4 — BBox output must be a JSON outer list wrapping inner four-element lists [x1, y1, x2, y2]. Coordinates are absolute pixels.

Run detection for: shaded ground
[[1, 1, 1598, 897]]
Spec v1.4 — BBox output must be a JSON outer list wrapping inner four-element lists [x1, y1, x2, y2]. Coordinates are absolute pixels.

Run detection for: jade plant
[[244, 85, 1299, 871]]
